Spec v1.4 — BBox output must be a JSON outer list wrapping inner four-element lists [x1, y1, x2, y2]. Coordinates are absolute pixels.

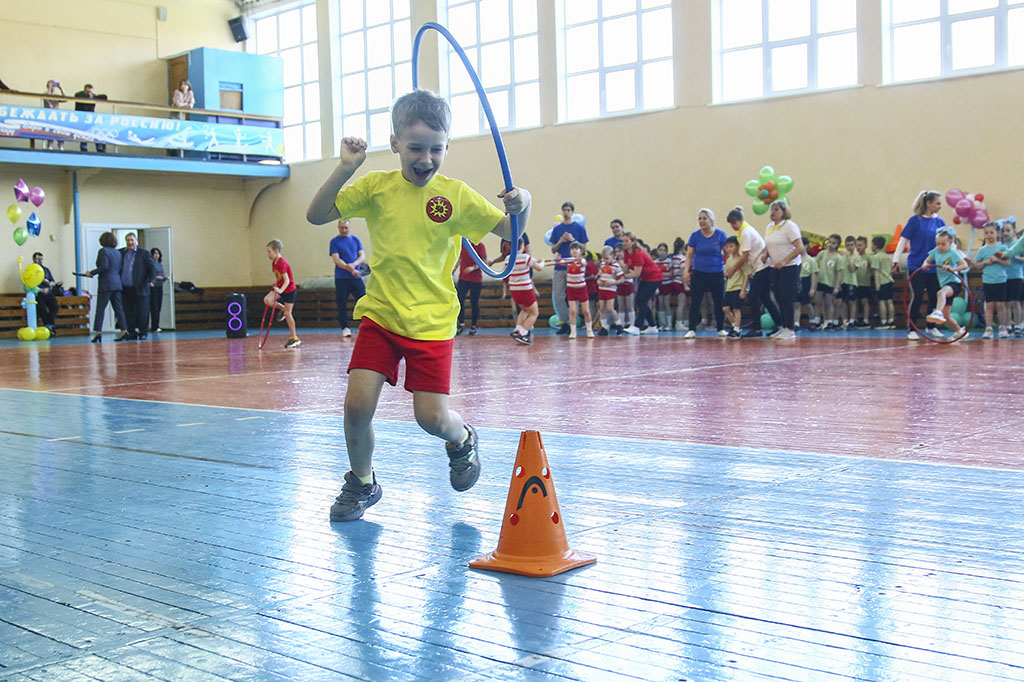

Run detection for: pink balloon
[[972, 210, 990, 227], [945, 189, 964, 207], [955, 198, 973, 217], [14, 178, 29, 203], [28, 187, 44, 207]]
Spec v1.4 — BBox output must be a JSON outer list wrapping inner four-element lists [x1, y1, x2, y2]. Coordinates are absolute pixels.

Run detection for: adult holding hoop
[[892, 190, 944, 340]]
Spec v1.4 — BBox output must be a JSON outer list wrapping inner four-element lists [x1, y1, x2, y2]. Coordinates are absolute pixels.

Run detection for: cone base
[[469, 549, 596, 578]]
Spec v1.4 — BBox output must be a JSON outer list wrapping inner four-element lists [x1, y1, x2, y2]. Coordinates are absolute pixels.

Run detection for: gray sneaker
[[330, 471, 382, 522], [446, 424, 480, 491]]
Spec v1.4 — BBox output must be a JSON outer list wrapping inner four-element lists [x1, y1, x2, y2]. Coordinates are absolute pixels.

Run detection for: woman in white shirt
[[171, 79, 195, 119], [764, 200, 806, 339]]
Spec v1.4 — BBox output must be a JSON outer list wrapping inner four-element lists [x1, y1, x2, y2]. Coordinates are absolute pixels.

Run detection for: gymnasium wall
[[3, 1, 1022, 296]]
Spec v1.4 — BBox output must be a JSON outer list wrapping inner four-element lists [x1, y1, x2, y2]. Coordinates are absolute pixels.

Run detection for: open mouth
[[412, 167, 432, 182]]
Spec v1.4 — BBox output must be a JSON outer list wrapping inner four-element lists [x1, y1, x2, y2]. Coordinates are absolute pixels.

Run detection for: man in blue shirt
[[604, 219, 624, 249], [330, 219, 365, 337], [549, 201, 588, 334]]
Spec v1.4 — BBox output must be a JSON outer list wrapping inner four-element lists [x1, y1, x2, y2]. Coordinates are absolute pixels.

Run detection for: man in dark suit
[[119, 232, 156, 339], [32, 252, 61, 335]]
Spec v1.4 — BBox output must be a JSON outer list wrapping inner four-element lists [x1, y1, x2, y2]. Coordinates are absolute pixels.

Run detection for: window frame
[[711, 0, 859, 104], [882, 0, 1024, 85], [554, 0, 676, 124]]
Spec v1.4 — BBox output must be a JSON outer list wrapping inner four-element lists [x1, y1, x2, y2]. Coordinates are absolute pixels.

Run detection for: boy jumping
[[306, 90, 531, 521]]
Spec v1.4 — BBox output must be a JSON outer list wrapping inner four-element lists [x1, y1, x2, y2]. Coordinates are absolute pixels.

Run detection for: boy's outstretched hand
[[498, 187, 526, 215], [340, 137, 367, 168]]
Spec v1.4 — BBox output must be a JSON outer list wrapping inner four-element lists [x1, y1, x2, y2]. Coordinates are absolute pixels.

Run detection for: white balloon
[[974, 200, 983, 210]]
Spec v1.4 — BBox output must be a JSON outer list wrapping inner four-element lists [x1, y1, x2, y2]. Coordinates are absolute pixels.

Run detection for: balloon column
[[17, 256, 51, 341], [10, 179, 50, 340], [744, 166, 794, 215]]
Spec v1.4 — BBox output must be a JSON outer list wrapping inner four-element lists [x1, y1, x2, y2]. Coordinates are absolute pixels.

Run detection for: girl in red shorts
[[597, 246, 625, 335], [560, 241, 593, 338], [506, 239, 545, 345]]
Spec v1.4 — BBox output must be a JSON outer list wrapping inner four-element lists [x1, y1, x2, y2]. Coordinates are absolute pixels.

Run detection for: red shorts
[[617, 282, 634, 296], [660, 282, 682, 296], [598, 289, 616, 301], [567, 286, 589, 303], [348, 317, 453, 394], [510, 288, 537, 307]]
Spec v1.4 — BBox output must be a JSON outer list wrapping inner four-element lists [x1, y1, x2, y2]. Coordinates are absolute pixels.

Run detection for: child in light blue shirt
[[923, 230, 968, 339], [975, 223, 1010, 338]]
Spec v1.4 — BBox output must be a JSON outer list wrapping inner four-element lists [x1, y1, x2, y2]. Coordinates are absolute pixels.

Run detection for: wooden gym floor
[[0, 328, 1022, 681]]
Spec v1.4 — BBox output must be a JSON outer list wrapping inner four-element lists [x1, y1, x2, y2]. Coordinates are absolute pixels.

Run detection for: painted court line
[[177, 422, 204, 427], [47, 435, 82, 441], [113, 428, 145, 434]]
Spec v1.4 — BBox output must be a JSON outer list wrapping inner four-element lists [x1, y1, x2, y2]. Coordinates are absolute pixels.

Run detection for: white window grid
[[555, 0, 675, 123], [882, 0, 1024, 84], [712, 0, 858, 104], [337, 0, 412, 151], [251, 1, 321, 162], [442, 0, 541, 138]]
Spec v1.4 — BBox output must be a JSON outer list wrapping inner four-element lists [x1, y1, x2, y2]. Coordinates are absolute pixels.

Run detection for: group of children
[[495, 219, 1024, 343]]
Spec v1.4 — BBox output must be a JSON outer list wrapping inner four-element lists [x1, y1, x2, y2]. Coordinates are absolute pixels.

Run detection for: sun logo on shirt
[[426, 196, 453, 223]]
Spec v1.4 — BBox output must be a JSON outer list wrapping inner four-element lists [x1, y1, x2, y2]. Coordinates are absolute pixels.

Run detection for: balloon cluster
[[744, 166, 794, 215], [945, 189, 988, 228], [9, 178, 45, 246], [16, 256, 51, 341]]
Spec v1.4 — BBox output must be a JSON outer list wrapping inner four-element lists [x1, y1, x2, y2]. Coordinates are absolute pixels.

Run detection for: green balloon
[[759, 165, 776, 183], [760, 312, 775, 330], [951, 297, 967, 314], [776, 175, 794, 193], [13, 226, 28, 246], [548, 313, 561, 328], [752, 199, 769, 215], [744, 179, 760, 197]]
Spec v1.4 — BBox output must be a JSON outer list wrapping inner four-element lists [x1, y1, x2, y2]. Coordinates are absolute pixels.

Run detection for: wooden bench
[[0, 294, 91, 335]]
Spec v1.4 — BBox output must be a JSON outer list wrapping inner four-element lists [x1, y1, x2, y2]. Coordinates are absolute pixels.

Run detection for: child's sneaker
[[446, 424, 480, 491], [683, 330, 696, 339], [597, 327, 609, 336], [926, 309, 945, 324], [568, 329, 577, 339], [341, 327, 352, 337], [727, 328, 741, 338], [906, 330, 920, 340], [586, 328, 595, 338], [718, 329, 729, 337], [998, 327, 1009, 339], [674, 321, 687, 331], [330, 471, 382, 522], [640, 325, 659, 335], [982, 327, 994, 339], [623, 325, 640, 335], [284, 337, 301, 349], [468, 326, 477, 335]]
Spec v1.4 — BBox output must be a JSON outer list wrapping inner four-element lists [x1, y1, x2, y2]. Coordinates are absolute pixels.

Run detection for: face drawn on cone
[[508, 467, 557, 528]]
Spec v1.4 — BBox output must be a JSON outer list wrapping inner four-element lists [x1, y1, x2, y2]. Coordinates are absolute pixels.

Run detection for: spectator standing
[[892, 190, 944, 340], [149, 247, 168, 332], [621, 231, 664, 334], [119, 233, 156, 339], [683, 209, 729, 339], [171, 79, 195, 119], [330, 219, 365, 338], [726, 206, 779, 338], [764, 200, 806, 339], [74, 84, 107, 152], [604, 218, 625, 249], [549, 201, 588, 334], [456, 240, 487, 335], [42, 80, 65, 150], [88, 232, 128, 343]]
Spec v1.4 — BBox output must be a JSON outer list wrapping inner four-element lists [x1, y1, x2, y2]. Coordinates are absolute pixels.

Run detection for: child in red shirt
[[265, 239, 300, 349]]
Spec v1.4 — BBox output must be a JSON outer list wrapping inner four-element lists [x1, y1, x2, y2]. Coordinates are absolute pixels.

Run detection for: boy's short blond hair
[[266, 239, 283, 251], [392, 89, 451, 135]]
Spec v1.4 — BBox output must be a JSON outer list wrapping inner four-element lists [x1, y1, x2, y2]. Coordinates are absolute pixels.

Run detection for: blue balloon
[[544, 228, 554, 246], [572, 212, 586, 227], [26, 213, 41, 236]]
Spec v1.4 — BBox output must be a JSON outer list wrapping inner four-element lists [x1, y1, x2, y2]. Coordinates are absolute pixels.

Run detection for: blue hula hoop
[[412, 22, 519, 280]]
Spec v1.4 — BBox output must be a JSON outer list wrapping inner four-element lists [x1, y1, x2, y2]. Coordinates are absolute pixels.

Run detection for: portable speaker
[[228, 17, 248, 43], [226, 293, 247, 338]]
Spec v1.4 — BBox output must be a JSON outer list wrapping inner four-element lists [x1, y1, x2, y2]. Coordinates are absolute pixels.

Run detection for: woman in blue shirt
[[683, 208, 728, 338], [891, 190, 944, 339]]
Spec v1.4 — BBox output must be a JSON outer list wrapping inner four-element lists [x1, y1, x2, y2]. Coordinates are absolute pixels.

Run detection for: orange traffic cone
[[469, 430, 596, 578]]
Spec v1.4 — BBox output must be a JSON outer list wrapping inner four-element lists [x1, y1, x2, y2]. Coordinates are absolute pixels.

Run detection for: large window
[[252, 2, 321, 162], [555, 0, 675, 123], [713, 0, 858, 103], [337, 0, 412, 150], [443, 0, 541, 138], [884, 0, 1024, 83]]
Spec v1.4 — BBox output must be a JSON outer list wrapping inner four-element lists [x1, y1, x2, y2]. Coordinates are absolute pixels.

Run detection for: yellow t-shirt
[[335, 170, 505, 340], [724, 254, 747, 292]]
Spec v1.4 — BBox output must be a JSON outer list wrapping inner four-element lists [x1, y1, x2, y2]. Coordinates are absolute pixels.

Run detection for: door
[[139, 227, 174, 330]]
